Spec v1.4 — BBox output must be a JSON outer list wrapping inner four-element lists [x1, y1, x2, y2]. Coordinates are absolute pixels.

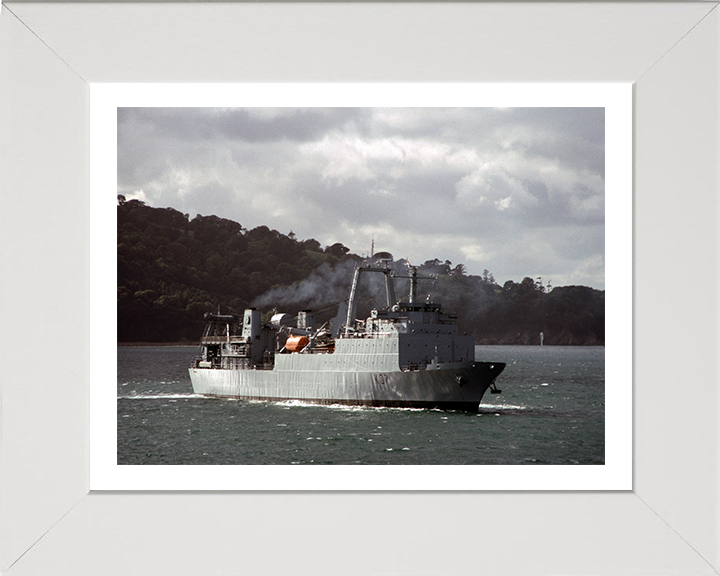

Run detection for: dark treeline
[[117, 198, 604, 345]]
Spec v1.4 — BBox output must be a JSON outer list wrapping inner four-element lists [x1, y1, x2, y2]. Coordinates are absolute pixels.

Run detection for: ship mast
[[409, 266, 417, 303], [391, 265, 435, 305]]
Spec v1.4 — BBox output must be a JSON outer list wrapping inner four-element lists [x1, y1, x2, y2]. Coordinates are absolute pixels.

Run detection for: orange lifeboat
[[285, 335, 309, 352]]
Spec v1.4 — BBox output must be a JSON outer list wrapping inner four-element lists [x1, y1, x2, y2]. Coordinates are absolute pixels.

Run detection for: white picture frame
[[1, 2, 718, 574], [91, 82, 631, 492]]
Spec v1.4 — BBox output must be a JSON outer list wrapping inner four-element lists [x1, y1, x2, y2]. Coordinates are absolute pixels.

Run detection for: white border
[[3, 2, 717, 573], [90, 82, 632, 491]]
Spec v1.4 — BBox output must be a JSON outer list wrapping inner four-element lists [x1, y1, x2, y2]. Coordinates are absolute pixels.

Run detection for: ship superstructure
[[189, 257, 505, 411]]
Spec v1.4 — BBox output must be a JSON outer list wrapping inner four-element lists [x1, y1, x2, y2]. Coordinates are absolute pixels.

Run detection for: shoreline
[[118, 342, 196, 347], [117, 341, 603, 347]]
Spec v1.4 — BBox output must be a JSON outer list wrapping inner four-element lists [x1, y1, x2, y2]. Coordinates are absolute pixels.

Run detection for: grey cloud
[[119, 107, 369, 145], [117, 106, 606, 289], [182, 181, 237, 220]]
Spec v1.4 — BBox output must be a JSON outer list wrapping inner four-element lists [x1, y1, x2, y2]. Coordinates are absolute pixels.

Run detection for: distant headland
[[117, 198, 604, 345]]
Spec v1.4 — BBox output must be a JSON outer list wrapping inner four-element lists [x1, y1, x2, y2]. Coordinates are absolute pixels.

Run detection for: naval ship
[[189, 257, 505, 412]]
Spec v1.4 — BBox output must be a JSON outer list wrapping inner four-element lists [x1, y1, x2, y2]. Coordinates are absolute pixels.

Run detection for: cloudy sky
[[118, 107, 605, 289]]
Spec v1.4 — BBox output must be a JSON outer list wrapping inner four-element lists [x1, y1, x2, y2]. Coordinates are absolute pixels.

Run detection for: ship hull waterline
[[189, 361, 505, 412]]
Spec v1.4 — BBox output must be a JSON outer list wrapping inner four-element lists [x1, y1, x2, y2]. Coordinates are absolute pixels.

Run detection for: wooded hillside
[[117, 198, 604, 345]]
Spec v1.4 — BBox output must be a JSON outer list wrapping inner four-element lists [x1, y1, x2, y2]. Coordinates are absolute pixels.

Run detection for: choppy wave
[[479, 403, 528, 411], [119, 394, 532, 415], [275, 400, 376, 412], [477, 403, 530, 416], [118, 344, 605, 465], [118, 393, 203, 400], [272, 400, 453, 413]]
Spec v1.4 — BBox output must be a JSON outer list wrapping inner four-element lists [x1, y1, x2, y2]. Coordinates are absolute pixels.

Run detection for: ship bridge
[[338, 261, 474, 369]]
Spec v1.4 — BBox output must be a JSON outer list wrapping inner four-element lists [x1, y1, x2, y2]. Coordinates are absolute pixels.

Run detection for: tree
[[301, 238, 323, 252], [326, 242, 350, 259], [117, 201, 604, 344]]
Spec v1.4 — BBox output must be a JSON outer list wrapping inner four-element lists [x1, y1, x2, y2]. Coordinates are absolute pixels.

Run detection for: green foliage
[[117, 199, 604, 344], [417, 267, 604, 345], [117, 199, 353, 342]]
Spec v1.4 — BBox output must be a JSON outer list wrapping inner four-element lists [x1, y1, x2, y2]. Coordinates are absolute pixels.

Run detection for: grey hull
[[189, 361, 504, 412]]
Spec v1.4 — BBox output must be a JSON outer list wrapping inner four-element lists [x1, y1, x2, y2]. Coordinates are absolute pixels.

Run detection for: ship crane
[[343, 260, 438, 336]]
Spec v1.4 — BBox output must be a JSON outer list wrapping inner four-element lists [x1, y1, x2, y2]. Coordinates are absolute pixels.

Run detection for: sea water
[[117, 345, 604, 465]]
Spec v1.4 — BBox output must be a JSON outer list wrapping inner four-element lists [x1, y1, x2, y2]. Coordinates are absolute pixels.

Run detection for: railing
[[190, 357, 275, 370], [339, 332, 394, 339], [200, 336, 247, 344]]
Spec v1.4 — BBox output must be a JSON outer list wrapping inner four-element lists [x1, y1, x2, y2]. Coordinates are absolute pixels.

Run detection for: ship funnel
[[270, 313, 295, 328], [241, 309, 262, 340], [297, 310, 316, 333]]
